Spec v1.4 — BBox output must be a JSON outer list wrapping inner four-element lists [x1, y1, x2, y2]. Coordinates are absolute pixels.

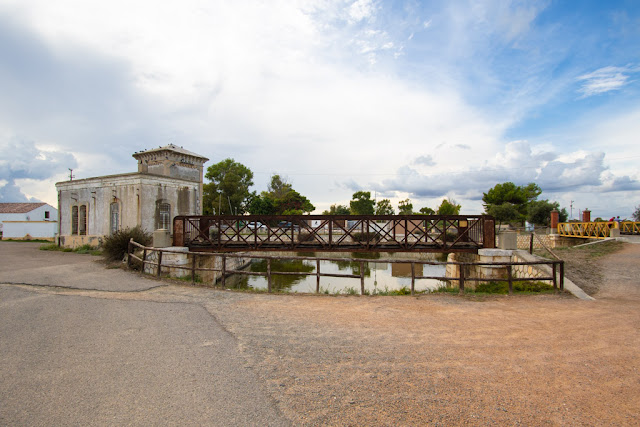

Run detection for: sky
[[1, 0, 639, 219]]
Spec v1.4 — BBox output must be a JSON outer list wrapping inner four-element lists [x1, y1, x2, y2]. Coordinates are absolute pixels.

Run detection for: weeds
[[39, 243, 101, 255], [436, 280, 555, 295], [103, 226, 152, 261]]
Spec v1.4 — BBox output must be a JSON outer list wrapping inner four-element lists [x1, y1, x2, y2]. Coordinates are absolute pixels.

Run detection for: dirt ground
[[196, 242, 640, 425], [3, 241, 640, 425]]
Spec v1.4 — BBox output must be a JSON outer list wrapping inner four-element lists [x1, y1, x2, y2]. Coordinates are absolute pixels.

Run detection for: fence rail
[[172, 214, 495, 253], [127, 239, 564, 295]]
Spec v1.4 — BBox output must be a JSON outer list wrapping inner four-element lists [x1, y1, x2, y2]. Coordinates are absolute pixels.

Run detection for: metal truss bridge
[[557, 221, 640, 239], [173, 215, 496, 253]]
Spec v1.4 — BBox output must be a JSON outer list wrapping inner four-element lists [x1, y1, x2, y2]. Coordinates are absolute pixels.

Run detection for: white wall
[[0, 204, 57, 232], [2, 221, 58, 239]]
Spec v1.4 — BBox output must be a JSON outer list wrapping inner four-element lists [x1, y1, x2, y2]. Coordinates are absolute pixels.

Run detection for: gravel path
[[1, 241, 639, 425]]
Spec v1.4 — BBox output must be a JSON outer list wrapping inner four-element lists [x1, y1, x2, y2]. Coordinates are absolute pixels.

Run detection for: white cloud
[[577, 66, 632, 97], [0, 0, 637, 219], [348, 0, 378, 23]]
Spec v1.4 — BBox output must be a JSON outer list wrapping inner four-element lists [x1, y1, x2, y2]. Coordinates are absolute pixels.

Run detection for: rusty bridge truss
[[173, 215, 495, 253]]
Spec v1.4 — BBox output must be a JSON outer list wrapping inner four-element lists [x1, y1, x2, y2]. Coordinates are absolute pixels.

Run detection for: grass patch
[[537, 239, 625, 260], [40, 243, 101, 255], [173, 274, 204, 284], [2, 238, 52, 243], [437, 280, 555, 295]]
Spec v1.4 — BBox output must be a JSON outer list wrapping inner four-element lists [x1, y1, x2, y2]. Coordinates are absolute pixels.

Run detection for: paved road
[[0, 243, 288, 426]]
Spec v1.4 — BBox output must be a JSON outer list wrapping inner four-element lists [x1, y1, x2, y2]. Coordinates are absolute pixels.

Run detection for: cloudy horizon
[[1, 0, 639, 219]]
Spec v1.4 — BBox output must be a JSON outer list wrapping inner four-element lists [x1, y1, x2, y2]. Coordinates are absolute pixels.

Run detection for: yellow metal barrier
[[557, 221, 616, 239], [621, 221, 640, 235]]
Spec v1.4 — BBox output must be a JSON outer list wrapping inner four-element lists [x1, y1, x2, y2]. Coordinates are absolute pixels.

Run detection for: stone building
[[55, 144, 208, 248]]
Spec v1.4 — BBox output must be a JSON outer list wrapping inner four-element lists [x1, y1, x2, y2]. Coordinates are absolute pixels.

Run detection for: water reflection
[[225, 253, 446, 294], [391, 263, 423, 278]]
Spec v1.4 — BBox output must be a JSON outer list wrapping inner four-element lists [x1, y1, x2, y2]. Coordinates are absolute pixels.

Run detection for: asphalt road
[[0, 243, 288, 426]]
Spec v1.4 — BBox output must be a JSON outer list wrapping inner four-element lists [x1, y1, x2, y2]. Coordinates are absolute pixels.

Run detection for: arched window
[[156, 200, 171, 230], [110, 202, 119, 234]]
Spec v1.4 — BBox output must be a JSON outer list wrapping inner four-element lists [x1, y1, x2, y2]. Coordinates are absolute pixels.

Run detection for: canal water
[[227, 252, 448, 294]]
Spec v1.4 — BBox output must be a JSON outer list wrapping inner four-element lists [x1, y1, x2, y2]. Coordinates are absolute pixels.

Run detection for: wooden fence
[[127, 240, 564, 296]]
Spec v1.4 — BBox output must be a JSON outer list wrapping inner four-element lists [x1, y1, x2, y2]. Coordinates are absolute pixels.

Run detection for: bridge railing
[[621, 221, 640, 235], [557, 221, 640, 239], [172, 215, 495, 252]]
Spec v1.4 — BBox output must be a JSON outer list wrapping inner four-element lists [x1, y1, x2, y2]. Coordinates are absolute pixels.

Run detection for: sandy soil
[[196, 242, 640, 425], [3, 242, 639, 425]]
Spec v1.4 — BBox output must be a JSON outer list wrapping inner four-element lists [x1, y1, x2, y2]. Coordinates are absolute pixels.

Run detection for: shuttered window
[[71, 206, 79, 235]]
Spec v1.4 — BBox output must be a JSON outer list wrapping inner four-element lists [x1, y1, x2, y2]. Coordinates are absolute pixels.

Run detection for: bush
[[102, 226, 152, 261], [297, 232, 315, 242], [475, 280, 554, 294], [351, 232, 381, 243]]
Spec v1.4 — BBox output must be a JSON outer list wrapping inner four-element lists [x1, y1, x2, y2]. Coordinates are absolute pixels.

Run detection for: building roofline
[[132, 143, 209, 162], [0, 202, 49, 213], [55, 171, 201, 187]]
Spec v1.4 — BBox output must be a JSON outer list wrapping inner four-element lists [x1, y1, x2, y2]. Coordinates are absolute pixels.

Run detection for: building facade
[[0, 203, 58, 240], [56, 145, 208, 248]]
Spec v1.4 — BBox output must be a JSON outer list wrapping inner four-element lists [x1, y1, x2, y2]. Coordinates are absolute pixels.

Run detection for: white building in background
[[55, 144, 208, 248], [0, 202, 58, 240]]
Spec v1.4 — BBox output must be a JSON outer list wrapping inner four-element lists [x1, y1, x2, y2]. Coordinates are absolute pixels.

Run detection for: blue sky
[[1, 0, 639, 219]]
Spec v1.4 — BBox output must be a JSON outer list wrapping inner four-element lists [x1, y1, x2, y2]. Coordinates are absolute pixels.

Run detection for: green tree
[[375, 199, 394, 215], [249, 173, 315, 215], [487, 203, 521, 226], [437, 198, 461, 215], [203, 158, 254, 215], [267, 174, 292, 199], [527, 200, 568, 226], [482, 182, 541, 224], [350, 191, 375, 215], [247, 193, 276, 215], [274, 190, 315, 215], [398, 199, 413, 215], [634, 205, 640, 222], [322, 204, 351, 215], [419, 206, 435, 215]]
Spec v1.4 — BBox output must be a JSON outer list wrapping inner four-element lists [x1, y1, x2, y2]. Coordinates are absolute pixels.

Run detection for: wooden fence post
[[191, 254, 197, 284], [360, 261, 365, 295], [552, 262, 557, 289], [507, 265, 513, 295], [559, 261, 564, 291], [529, 233, 534, 254], [459, 265, 465, 295], [267, 259, 272, 293], [142, 248, 147, 272], [411, 262, 415, 296], [221, 255, 226, 288], [127, 239, 133, 268], [316, 259, 321, 293], [157, 251, 163, 278]]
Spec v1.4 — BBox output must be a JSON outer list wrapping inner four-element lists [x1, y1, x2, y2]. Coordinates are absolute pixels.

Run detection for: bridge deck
[[173, 215, 496, 253]]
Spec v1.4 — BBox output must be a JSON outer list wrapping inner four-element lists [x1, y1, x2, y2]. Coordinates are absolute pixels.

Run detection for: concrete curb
[[514, 250, 595, 301]]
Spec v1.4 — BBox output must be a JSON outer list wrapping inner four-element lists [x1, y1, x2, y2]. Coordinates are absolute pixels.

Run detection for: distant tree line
[[202, 159, 571, 227]]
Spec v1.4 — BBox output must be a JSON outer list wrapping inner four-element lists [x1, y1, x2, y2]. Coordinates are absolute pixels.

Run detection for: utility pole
[[570, 200, 574, 220], [68, 168, 75, 181]]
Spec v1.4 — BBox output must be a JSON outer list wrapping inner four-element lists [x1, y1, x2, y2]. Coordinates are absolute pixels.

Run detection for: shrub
[[475, 280, 554, 294], [102, 226, 152, 261], [351, 232, 381, 243], [297, 232, 315, 242]]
